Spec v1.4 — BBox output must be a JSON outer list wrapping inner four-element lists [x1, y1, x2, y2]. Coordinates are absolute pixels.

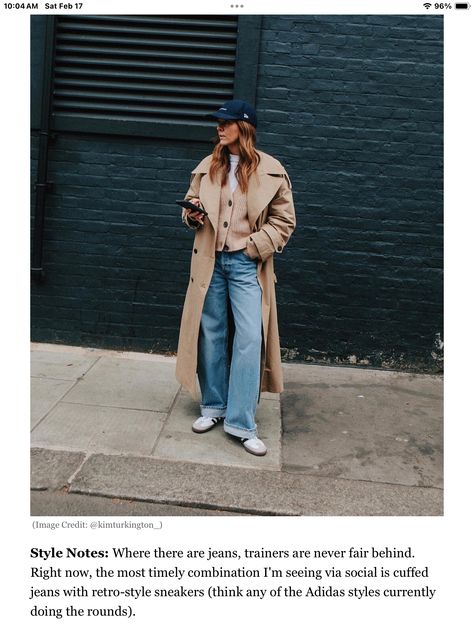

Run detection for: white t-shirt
[[229, 154, 239, 193]]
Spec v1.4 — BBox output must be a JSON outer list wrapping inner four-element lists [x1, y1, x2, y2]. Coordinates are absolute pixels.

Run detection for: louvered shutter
[[50, 15, 261, 141]]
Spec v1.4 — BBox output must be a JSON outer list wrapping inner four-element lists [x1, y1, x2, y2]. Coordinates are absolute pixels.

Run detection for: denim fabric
[[198, 250, 262, 439]]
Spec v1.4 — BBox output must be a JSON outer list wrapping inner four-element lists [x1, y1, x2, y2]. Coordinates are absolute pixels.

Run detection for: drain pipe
[[31, 17, 56, 283]]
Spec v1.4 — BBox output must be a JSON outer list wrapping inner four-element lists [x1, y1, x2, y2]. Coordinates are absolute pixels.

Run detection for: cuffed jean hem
[[200, 405, 227, 418], [223, 421, 257, 440]]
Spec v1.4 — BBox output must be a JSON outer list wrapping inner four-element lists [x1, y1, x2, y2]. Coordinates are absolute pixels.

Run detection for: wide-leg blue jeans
[[197, 250, 262, 439]]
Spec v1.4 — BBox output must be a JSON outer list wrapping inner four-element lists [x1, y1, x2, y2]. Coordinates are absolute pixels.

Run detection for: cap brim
[[205, 111, 238, 121]]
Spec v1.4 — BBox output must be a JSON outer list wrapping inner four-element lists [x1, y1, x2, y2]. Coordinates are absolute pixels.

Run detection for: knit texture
[[216, 181, 252, 253]]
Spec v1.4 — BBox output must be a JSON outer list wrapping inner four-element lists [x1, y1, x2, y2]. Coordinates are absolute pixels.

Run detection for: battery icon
[[455, 3, 470, 8]]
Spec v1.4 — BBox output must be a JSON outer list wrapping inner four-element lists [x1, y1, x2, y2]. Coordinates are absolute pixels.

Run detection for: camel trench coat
[[175, 149, 296, 400]]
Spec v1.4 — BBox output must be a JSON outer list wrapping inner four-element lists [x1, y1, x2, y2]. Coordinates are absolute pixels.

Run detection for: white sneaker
[[241, 437, 267, 456], [192, 416, 224, 434]]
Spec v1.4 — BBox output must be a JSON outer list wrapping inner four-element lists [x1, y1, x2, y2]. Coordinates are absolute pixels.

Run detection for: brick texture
[[31, 15, 443, 371]]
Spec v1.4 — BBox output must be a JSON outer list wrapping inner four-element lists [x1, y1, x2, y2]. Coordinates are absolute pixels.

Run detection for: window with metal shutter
[[49, 15, 261, 141]]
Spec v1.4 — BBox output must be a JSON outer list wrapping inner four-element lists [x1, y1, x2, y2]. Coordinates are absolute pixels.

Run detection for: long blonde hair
[[209, 120, 260, 193]]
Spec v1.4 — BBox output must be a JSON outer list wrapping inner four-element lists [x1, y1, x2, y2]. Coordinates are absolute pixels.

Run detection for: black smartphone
[[176, 199, 208, 216]]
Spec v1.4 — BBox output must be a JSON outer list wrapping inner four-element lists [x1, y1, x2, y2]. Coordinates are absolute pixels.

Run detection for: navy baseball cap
[[206, 99, 257, 128]]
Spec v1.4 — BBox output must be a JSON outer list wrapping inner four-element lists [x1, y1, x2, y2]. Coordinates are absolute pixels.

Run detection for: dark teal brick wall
[[31, 15, 443, 371], [31, 134, 210, 352]]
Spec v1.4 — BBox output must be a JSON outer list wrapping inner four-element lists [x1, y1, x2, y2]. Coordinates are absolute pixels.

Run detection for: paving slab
[[153, 389, 281, 470], [31, 447, 86, 490], [31, 402, 166, 456], [31, 342, 178, 364], [70, 453, 443, 516], [31, 377, 75, 430], [62, 355, 179, 412], [31, 349, 98, 380], [281, 364, 443, 488]]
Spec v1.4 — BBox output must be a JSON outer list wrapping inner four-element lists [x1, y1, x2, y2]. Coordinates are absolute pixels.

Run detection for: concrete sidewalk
[[30, 343, 443, 516]]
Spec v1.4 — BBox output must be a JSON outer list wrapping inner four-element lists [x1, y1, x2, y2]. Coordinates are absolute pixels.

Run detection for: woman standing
[[176, 99, 295, 456]]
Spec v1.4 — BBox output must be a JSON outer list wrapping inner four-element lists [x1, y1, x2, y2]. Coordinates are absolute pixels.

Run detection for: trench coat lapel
[[247, 170, 284, 230]]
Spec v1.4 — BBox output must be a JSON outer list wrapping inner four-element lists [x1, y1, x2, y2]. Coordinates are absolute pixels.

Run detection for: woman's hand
[[183, 198, 205, 226]]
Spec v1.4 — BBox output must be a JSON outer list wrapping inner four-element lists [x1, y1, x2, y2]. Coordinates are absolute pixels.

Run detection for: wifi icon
[[424, 2, 432, 7]]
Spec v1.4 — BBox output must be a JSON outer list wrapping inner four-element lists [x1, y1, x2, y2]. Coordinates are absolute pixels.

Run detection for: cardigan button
[[223, 221, 228, 228], [228, 200, 232, 206], [277, 246, 282, 252], [194, 248, 198, 254], [191, 277, 194, 282]]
